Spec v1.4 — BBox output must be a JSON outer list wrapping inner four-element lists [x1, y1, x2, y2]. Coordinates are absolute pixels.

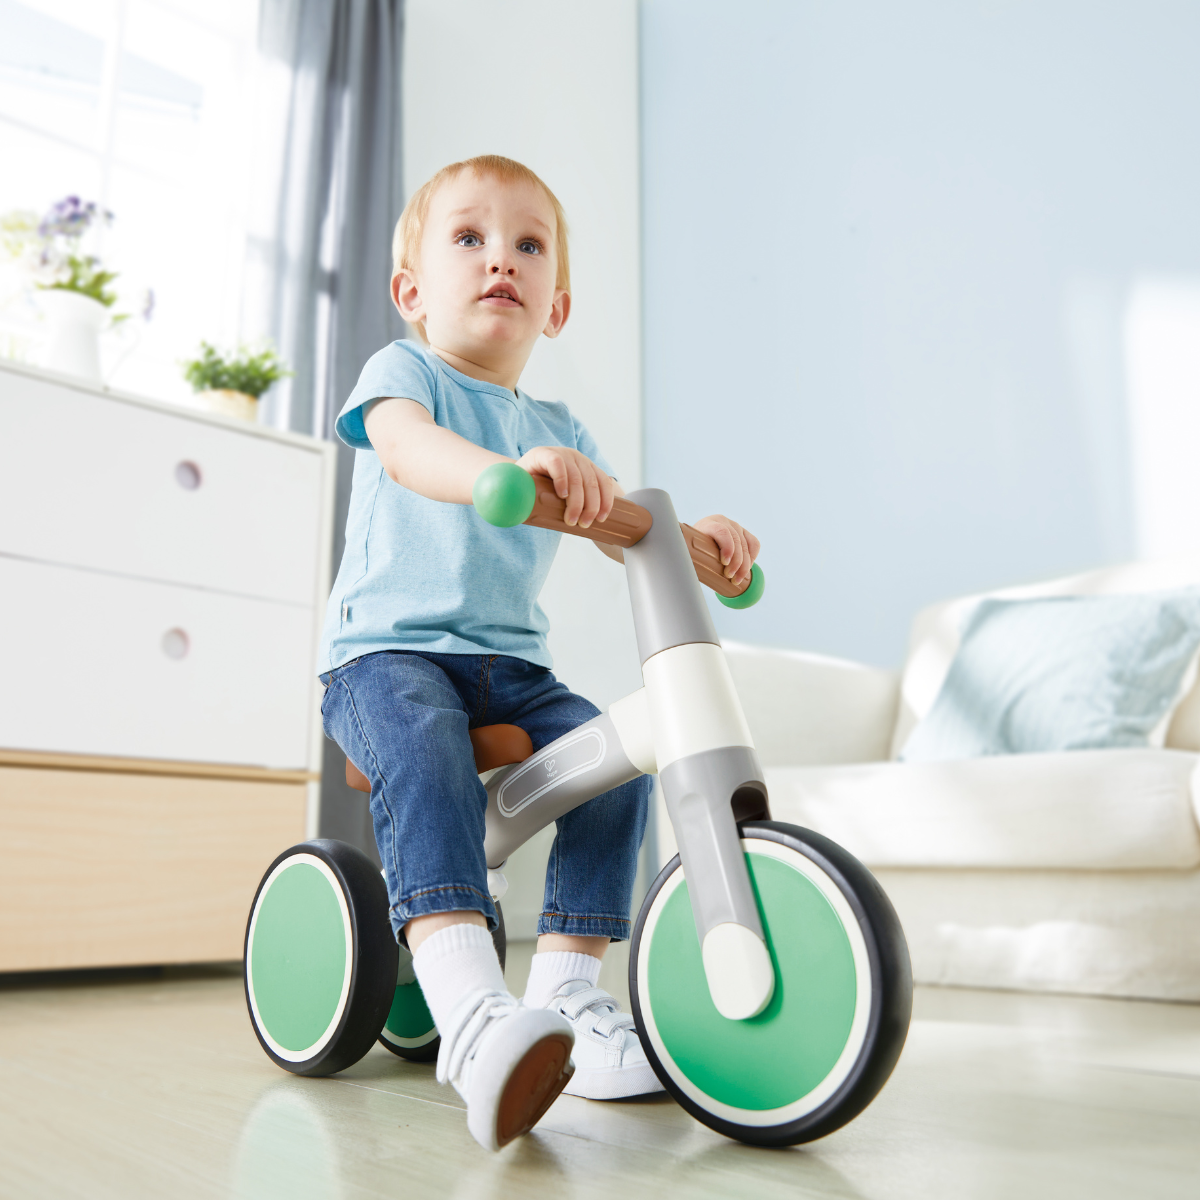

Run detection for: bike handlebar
[[472, 463, 765, 609]]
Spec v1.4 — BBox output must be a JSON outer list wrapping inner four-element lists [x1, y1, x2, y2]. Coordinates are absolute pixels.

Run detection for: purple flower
[[38, 195, 112, 241]]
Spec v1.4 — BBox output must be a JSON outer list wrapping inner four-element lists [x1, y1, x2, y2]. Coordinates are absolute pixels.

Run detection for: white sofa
[[709, 554, 1200, 1002]]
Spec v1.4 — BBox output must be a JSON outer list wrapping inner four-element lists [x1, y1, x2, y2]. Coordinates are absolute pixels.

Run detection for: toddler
[[318, 155, 760, 1151]]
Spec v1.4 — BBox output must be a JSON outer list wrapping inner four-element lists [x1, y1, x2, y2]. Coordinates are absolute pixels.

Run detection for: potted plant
[[182, 341, 291, 421], [2, 196, 150, 381], [1, 196, 145, 383]]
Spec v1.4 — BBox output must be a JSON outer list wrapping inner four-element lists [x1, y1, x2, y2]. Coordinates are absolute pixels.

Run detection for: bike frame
[[480, 489, 775, 1021]]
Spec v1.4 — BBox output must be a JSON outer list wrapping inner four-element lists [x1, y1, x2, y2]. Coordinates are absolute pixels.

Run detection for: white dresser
[[0, 361, 336, 971]]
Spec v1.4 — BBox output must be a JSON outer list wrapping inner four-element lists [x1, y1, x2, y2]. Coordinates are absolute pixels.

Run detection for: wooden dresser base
[[0, 764, 307, 971]]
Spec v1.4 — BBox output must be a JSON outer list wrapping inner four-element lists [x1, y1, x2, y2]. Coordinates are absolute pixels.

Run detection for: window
[[0, 0, 260, 403]]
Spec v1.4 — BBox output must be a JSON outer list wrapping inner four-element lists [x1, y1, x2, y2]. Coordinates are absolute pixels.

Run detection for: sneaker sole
[[494, 1032, 575, 1148], [562, 1061, 665, 1100]]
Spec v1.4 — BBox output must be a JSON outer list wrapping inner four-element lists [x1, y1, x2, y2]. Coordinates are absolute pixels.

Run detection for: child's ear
[[392, 269, 424, 324], [542, 288, 571, 339]]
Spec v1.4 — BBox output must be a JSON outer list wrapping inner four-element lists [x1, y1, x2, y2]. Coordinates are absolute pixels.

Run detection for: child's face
[[394, 171, 570, 365]]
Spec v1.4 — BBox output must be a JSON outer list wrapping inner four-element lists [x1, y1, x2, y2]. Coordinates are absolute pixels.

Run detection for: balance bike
[[243, 469, 912, 1147]]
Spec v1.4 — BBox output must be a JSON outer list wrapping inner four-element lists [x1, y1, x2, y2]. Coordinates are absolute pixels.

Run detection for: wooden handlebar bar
[[524, 476, 650, 546], [523, 477, 750, 599]]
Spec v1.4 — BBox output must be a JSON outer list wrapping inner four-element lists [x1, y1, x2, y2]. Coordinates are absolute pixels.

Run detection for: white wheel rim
[[636, 835, 874, 1127], [380, 1024, 439, 1049]]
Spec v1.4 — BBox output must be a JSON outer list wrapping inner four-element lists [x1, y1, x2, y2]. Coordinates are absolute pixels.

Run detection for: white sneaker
[[437, 988, 575, 1151], [543, 981, 665, 1100]]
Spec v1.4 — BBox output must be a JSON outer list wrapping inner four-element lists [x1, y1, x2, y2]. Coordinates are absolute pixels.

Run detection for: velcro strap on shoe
[[436, 988, 517, 1086], [591, 1009, 636, 1039], [559, 986, 638, 1042], [560, 986, 616, 1022]]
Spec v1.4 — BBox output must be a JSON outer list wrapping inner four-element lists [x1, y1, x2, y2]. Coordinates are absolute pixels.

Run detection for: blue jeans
[[320, 650, 651, 942]]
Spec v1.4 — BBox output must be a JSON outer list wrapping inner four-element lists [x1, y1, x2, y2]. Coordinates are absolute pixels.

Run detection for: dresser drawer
[[0, 557, 317, 768], [0, 766, 306, 970], [0, 370, 326, 605]]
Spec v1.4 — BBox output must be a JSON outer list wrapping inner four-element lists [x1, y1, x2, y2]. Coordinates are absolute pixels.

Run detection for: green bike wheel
[[378, 902, 508, 1062], [244, 840, 398, 1077], [629, 821, 911, 1146]]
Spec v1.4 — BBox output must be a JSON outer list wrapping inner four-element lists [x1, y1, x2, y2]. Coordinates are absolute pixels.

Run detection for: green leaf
[[180, 340, 292, 398]]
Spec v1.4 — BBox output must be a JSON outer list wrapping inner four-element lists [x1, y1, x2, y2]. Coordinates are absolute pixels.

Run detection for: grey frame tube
[[622, 488, 768, 947], [659, 747, 768, 938], [622, 488, 720, 663], [482, 711, 641, 868]]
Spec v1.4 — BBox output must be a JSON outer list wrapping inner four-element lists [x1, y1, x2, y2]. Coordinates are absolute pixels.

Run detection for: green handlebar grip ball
[[718, 563, 765, 609], [473, 462, 537, 527]]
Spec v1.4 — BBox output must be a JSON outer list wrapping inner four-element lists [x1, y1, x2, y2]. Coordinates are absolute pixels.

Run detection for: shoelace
[[557, 986, 636, 1040], [436, 988, 520, 1086]]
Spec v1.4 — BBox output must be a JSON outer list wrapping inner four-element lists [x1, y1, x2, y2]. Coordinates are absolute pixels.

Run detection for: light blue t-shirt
[[317, 340, 613, 674]]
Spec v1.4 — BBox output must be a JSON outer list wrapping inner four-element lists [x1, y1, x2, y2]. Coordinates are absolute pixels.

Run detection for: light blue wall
[[641, 0, 1200, 666]]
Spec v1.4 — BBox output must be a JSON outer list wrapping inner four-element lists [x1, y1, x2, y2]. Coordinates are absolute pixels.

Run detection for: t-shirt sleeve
[[570, 413, 617, 481], [334, 340, 437, 450]]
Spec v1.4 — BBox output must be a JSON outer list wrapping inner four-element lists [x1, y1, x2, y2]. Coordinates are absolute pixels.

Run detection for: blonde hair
[[392, 156, 570, 339]]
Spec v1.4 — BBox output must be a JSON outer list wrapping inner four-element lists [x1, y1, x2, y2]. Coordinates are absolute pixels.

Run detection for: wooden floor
[[2, 943, 1199, 1199]]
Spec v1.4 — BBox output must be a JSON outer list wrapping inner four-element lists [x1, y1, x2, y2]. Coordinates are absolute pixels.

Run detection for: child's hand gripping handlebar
[[472, 462, 765, 609]]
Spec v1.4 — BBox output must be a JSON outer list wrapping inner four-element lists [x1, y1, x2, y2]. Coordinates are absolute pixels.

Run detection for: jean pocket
[[320, 658, 361, 715], [326, 656, 362, 683]]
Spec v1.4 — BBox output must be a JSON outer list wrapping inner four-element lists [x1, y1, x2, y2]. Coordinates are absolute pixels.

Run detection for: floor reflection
[[231, 1081, 342, 1200], [678, 1138, 870, 1200], [447, 1133, 571, 1200]]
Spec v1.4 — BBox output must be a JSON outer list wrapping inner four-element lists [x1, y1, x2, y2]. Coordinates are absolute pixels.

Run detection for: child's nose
[[487, 245, 517, 275]]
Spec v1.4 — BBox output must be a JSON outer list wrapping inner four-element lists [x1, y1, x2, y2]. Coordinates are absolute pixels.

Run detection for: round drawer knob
[[161, 628, 190, 660], [175, 461, 202, 490]]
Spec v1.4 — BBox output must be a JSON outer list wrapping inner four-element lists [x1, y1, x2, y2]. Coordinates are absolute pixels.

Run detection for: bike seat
[[344, 723, 534, 794]]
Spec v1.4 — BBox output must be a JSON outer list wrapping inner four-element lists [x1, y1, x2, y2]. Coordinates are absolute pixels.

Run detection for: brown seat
[[344, 723, 535, 794]]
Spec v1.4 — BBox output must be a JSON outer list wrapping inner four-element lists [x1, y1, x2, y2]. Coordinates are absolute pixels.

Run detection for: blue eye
[[457, 232, 482, 248], [519, 240, 541, 255]]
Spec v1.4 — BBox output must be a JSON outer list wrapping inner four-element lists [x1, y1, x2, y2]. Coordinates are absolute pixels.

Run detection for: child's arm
[[363, 397, 616, 528], [365, 397, 759, 586]]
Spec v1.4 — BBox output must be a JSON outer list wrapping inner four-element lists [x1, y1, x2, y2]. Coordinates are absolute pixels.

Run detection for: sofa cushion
[[765, 748, 1200, 870], [891, 552, 1200, 758], [899, 591, 1200, 762]]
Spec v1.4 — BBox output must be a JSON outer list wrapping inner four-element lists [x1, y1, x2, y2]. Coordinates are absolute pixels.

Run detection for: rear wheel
[[377, 901, 508, 1062], [244, 840, 397, 1077], [629, 821, 911, 1146]]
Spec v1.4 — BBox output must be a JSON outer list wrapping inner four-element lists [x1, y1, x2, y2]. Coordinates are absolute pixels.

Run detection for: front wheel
[[629, 821, 912, 1146]]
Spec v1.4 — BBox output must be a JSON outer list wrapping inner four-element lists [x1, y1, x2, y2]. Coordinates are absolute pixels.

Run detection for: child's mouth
[[481, 287, 521, 307]]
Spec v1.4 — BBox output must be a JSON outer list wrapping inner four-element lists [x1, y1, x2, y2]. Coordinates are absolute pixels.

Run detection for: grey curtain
[[255, 0, 406, 859]]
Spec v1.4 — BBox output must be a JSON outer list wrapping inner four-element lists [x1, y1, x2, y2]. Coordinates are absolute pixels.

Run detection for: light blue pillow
[[900, 589, 1200, 762]]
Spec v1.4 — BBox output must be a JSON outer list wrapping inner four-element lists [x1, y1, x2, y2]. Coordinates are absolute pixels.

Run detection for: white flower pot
[[40, 288, 108, 383], [199, 389, 259, 422]]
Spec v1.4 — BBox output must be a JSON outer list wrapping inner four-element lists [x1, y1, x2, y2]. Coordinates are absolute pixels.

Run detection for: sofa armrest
[[723, 640, 900, 766]]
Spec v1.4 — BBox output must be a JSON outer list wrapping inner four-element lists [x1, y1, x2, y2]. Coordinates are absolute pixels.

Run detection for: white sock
[[522, 950, 602, 1010], [411, 923, 508, 1036]]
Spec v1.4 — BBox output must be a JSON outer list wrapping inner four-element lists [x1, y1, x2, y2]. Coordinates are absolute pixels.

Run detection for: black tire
[[629, 821, 911, 1147], [377, 901, 508, 1063], [244, 840, 398, 1077], [494, 900, 507, 972]]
